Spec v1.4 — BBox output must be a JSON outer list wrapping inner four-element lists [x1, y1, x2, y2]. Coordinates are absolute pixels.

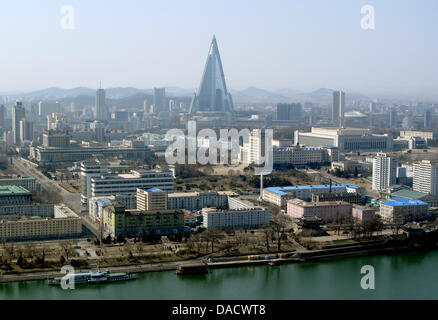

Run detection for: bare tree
[[271, 214, 291, 251]]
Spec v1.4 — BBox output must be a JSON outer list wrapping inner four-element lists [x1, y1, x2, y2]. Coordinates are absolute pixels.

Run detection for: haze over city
[[1, 0, 438, 98]]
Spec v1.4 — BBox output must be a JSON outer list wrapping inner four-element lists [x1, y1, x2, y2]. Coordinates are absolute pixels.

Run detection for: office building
[[287, 199, 352, 223], [0, 177, 41, 192], [80, 160, 110, 205], [30, 143, 151, 163], [12, 101, 26, 145], [90, 169, 174, 198], [400, 131, 438, 141], [42, 130, 71, 148], [189, 36, 234, 114], [272, 145, 330, 167], [413, 160, 438, 196], [0, 204, 82, 242], [202, 198, 269, 229], [372, 153, 398, 191], [389, 109, 398, 128], [0, 185, 32, 206], [294, 127, 393, 152]]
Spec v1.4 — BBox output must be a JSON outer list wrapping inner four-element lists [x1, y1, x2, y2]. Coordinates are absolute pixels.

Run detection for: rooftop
[[382, 197, 428, 207], [0, 185, 31, 196], [140, 188, 165, 193], [265, 184, 360, 196], [288, 199, 352, 207]]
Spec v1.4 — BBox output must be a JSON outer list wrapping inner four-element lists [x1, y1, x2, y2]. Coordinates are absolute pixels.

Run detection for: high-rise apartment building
[[413, 160, 438, 196], [19, 118, 33, 143], [153, 88, 166, 114], [0, 104, 5, 128], [332, 91, 345, 126], [372, 153, 398, 191], [12, 101, 26, 145], [137, 188, 168, 211], [424, 110, 433, 129], [95, 88, 107, 121]]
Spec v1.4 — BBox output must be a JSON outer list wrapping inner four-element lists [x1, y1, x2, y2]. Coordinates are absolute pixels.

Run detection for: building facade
[[372, 153, 398, 191], [413, 160, 438, 196], [287, 199, 352, 223]]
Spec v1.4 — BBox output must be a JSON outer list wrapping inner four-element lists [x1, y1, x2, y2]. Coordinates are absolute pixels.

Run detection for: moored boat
[[176, 263, 209, 275]]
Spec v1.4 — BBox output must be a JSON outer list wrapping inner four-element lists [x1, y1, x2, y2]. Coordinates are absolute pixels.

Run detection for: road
[[11, 156, 102, 238]]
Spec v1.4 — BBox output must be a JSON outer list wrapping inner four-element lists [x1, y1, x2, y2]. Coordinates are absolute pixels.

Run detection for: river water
[[1, 250, 437, 300]]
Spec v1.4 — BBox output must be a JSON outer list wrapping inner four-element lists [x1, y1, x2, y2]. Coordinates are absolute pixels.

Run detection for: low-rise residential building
[[286, 199, 352, 223], [380, 197, 429, 223], [263, 184, 364, 209]]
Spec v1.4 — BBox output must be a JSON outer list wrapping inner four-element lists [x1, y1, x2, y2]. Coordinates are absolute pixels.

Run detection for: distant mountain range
[[4, 86, 370, 104]]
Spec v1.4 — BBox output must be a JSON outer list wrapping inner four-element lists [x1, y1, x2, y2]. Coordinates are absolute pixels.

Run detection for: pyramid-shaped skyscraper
[[189, 36, 234, 114]]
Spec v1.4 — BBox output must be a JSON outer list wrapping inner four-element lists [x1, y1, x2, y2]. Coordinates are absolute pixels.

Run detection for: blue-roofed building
[[380, 197, 429, 223], [262, 184, 364, 209]]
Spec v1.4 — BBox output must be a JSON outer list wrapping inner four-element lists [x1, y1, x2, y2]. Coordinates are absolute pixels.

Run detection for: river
[[1, 250, 437, 300]]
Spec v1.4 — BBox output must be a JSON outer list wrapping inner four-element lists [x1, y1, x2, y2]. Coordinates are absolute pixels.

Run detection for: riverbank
[[1, 239, 437, 284]]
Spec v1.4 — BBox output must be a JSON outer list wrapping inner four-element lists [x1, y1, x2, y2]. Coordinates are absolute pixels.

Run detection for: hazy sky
[[1, 0, 437, 95]]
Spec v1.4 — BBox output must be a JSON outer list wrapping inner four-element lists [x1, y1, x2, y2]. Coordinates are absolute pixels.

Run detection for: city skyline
[[0, 0, 437, 97]]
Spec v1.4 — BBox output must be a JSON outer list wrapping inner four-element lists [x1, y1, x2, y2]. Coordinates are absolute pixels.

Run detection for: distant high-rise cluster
[[189, 36, 234, 115]]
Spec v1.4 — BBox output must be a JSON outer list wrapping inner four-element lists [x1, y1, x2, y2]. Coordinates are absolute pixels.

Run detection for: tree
[[262, 225, 273, 251], [271, 214, 291, 251]]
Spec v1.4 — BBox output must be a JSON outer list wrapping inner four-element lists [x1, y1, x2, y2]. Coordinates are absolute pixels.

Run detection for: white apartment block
[[413, 161, 438, 196], [372, 153, 398, 191]]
